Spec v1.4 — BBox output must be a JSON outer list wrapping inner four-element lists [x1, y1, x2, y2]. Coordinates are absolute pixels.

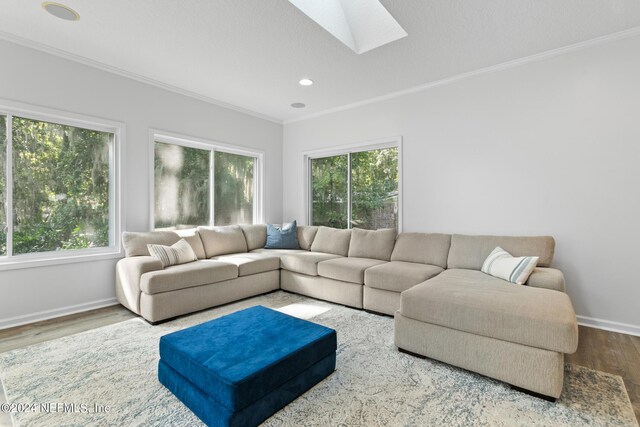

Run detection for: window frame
[[0, 100, 123, 271], [149, 129, 264, 230], [303, 136, 403, 231]]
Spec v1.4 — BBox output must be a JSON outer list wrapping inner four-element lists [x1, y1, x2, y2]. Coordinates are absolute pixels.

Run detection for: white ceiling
[[1, 1, 640, 123]]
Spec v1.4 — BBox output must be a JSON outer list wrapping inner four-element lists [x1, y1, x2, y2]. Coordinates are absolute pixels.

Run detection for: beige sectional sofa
[[115, 224, 578, 399]]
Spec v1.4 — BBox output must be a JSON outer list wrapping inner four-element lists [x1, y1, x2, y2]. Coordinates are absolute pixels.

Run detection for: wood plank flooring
[[0, 305, 638, 423], [0, 305, 136, 354]]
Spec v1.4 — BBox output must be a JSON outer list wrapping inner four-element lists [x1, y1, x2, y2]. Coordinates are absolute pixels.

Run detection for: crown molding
[[3, 25, 640, 127], [0, 31, 282, 125], [284, 26, 640, 125]]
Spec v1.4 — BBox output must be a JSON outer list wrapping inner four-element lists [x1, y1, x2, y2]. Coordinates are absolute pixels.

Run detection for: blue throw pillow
[[264, 221, 300, 249]]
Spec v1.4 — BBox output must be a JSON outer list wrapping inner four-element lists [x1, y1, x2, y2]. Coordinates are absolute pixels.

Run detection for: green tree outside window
[[311, 147, 398, 230]]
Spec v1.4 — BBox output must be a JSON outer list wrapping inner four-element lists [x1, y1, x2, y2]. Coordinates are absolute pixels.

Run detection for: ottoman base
[[159, 353, 336, 427]]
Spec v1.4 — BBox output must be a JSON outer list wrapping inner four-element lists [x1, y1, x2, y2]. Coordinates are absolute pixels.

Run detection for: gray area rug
[[0, 291, 637, 427]]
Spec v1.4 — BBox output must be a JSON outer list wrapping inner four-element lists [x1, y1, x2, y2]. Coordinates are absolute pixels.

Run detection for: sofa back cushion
[[122, 231, 180, 257], [348, 228, 397, 261], [197, 225, 248, 258], [391, 233, 451, 268], [174, 228, 207, 259], [297, 225, 318, 250], [310, 226, 351, 256], [240, 224, 267, 251], [447, 234, 555, 270]]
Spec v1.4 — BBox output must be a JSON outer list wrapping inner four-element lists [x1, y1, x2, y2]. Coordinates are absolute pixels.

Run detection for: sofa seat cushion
[[280, 252, 343, 276], [251, 248, 308, 256], [317, 257, 387, 284], [140, 260, 238, 294], [211, 252, 280, 277], [364, 261, 443, 293], [400, 269, 578, 353]]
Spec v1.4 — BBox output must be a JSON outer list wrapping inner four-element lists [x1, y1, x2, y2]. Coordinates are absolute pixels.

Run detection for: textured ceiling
[[1, 0, 640, 122]]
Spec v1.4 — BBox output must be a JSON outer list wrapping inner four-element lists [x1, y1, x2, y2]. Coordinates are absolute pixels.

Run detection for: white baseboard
[[0, 298, 119, 331], [577, 315, 640, 337]]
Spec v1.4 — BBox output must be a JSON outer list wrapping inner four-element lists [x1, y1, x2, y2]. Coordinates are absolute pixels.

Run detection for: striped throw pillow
[[147, 239, 197, 268], [481, 246, 539, 285]]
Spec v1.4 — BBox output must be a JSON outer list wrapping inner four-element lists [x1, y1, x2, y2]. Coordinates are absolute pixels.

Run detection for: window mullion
[[6, 115, 13, 258], [308, 158, 313, 225], [209, 150, 215, 226], [253, 159, 258, 224], [109, 133, 116, 247], [347, 153, 352, 229]]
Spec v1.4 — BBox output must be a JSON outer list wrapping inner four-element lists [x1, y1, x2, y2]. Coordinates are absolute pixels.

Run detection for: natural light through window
[[153, 135, 261, 229], [275, 303, 332, 320], [309, 144, 399, 230], [0, 108, 120, 265]]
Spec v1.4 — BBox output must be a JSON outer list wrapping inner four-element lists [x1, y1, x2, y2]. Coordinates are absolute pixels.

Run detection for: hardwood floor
[[0, 305, 136, 354], [0, 306, 638, 422]]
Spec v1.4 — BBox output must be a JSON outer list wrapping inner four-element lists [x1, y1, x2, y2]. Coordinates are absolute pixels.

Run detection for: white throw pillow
[[481, 246, 539, 285], [147, 239, 198, 268]]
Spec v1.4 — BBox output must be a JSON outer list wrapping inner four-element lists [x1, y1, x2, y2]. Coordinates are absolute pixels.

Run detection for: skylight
[[288, 0, 408, 54]]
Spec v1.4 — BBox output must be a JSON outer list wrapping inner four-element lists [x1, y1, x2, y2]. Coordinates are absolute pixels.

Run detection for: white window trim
[[302, 136, 403, 231], [0, 99, 124, 272], [149, 129, 265, 230]]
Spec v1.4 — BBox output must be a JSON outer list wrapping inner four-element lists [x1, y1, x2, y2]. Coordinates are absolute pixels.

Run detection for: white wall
[[283, 35, 640, 334], [0, 39, 283, 327]]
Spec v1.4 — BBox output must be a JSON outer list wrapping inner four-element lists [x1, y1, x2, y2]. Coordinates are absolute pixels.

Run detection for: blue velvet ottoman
[[158, 305, 337, 427]]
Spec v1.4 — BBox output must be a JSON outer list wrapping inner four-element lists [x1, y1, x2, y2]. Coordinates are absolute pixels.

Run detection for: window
[[154, 142, 210, 229], [310, 154, 349, 229], [0, 116, 6, 256], [152, 134, 261, 229], [0, 108, 120, 264], [309, 144, 399, 230], [214, 151, 255, 226]]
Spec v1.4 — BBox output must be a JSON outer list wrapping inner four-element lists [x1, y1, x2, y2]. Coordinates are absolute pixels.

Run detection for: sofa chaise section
[[394, 234, 578, 399]]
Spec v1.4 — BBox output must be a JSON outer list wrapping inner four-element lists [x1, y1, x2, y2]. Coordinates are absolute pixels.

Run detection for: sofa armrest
[[115, 256, 164, 313], [526, 267, 565, 292]]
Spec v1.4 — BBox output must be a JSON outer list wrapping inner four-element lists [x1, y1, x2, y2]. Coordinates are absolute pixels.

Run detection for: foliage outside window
[[153, 140, 258, 229], [0, 113, 115, 259], [154, 142, 210, 229], [0, 116, 6, 256], [310, 147, 399, 230], [214, 151, 255, 226]]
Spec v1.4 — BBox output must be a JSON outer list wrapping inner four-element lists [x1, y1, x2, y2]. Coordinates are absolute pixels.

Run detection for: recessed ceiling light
[[42, 2, 80, 21], [291, 103, 306, 108], [299, 78, 314, 86]]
